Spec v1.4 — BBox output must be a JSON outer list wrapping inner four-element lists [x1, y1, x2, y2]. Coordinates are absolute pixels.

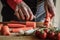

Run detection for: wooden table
[[0, 36, 40, 40]]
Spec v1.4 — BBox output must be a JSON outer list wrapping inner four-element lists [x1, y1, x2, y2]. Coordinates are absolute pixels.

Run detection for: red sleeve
[[7, 0, 23, 11], [14, 0, 22, 4]]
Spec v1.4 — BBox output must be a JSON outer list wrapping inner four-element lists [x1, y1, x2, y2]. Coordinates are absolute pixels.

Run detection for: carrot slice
[[1, 25, 10, 36], [26, 21, 36, 28], [7, 24, 26, 28]]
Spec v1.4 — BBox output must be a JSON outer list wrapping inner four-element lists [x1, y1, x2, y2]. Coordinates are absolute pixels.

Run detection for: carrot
[[1, 25, 10, 36], [26, 21, 36, 28], [10, 27, 33, 33], [7, 24, 26, 28], [5, 21, 25, 24]]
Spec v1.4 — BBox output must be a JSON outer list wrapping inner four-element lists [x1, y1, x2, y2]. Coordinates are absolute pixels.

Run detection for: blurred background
[[0, 1, 2, 22]]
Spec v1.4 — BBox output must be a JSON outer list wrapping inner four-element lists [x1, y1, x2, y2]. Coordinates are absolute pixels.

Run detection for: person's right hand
[[14, 1, 35, 21]]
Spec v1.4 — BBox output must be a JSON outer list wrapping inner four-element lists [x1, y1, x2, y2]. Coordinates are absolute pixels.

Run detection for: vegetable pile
[[35, 27, 60, 40], [0, 21, 36, 36]]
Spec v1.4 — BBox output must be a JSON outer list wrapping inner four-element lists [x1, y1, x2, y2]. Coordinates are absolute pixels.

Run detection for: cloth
[[23, 0, 37, 15], [35, 1, 46, 22], [1, 0, 20, 22], [7, 0, 22, 10]]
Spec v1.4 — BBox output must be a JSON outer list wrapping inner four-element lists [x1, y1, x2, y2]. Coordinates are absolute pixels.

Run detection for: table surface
[[0, 36, 41, 40]]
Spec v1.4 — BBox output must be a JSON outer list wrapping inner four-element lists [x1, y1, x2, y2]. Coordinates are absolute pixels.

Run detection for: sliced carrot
[[8, 21, 25, 24], [1, 25, 10, 36], [7, 24, 26, 28], [10, 27, 33, 33], [26, 21, 36, 28]]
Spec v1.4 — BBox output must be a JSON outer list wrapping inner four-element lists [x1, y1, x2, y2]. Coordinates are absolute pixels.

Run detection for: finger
[[14, 5, 21, 20], [18, 8, 25, 20], [29, 13, 36, 21], [24, 7, 30, 20], [20, 5, 30, 20], [14, 11, 21, 20], [27, 7, 34, 20], [23, 2, 36, 20], [29, 13, 34, 20]]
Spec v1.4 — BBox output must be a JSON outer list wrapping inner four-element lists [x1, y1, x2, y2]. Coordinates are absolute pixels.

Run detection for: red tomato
[[26, 21, 36, 28], [57, 33, 60, 40], [47, 32, 55, 39], [7, 24, 26, 28], [35, 30, 40, 37], [39, 31, 47, 39], [1, 25, 10, 36]]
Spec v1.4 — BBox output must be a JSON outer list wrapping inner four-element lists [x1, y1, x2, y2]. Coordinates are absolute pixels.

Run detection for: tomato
[[26, 21, 36, 28], [54, 32, 60, 40], [35, 30, 40, 37], [7, 24, 26, 28], [39, 31, 47, 39], [35, 30, 47, 39], [1, 25, 10, 36], [47, 32, 55, 39], [57, 33, 60, 40]]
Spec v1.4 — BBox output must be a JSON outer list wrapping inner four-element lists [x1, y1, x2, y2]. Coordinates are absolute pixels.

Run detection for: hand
[[14, 1, 35, 21], [44, 0, 55, 19]]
